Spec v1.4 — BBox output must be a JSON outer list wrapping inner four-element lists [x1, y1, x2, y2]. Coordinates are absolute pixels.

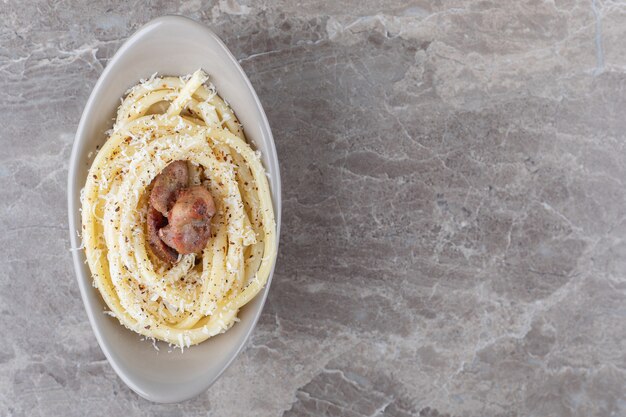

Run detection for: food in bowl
[[81, 69, 276, 348]]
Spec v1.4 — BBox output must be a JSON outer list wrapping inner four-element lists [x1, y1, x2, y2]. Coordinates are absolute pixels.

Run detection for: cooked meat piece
[[168, 186, 217, 224], [147, 163, 215, 262], [150, 160, 189, 215], [146, 205, 179, 264], [158, 186, 216, 254], [160, 223, 210, 256]]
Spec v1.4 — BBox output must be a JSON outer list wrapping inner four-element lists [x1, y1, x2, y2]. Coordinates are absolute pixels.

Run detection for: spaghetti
[[81, 70, 276, 348]]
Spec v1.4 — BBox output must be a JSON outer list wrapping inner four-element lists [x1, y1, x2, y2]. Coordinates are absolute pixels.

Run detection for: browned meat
[[150, 160, 189, 215], [146, 161, 216, 262], [146, 205, 179, 264], [158, 186, 216, 254]]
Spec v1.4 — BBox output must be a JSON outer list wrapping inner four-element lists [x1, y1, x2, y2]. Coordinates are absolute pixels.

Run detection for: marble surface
[[1, 0, 626, 415]]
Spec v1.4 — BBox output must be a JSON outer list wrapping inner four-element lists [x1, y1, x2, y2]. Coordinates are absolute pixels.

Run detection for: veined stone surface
[[1, 1, 626, 416]]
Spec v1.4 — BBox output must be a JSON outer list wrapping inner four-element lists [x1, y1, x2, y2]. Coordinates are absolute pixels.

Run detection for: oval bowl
[[67, 16, 281, 403]]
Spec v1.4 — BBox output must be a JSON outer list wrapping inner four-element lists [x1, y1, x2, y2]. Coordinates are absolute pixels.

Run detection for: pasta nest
[[81, 70, 276, 348]]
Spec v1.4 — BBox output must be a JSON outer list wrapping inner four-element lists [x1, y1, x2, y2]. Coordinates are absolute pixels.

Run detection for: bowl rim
[[67, 15, 281, 402]]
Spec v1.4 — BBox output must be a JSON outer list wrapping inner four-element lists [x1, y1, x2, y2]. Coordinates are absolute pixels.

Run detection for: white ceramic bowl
[[67, 16, 281, 403]]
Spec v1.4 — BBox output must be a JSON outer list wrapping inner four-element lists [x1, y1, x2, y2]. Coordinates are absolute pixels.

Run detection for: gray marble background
[[1, 0, 626, 416]]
